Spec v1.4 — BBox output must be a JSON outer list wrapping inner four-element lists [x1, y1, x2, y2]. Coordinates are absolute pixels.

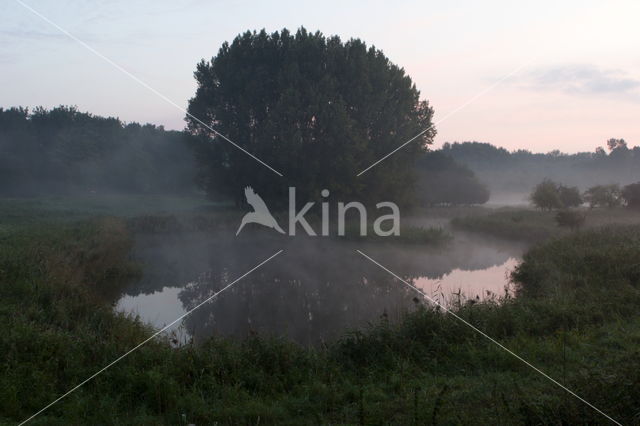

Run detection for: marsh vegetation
[[2, 196, 640, 424], [3, 26, 640, 426]]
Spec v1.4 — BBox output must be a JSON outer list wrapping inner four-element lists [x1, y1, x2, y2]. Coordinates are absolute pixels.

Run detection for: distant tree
[[442, 141, 640, 196], [607, 138, 631, 162], [440, 141, 511, 168], [558, 185, 583, 208], [414, 151, 489, 206], [622, 182, 640, 209], [0, 106, 198, 195], [583, 184, 622, 208], [530, 179, 562, 210], [607, 138, 627, 151], [530, 180, 582, 210], [187, 28, 435, 206], [555, 209, 586, 230]]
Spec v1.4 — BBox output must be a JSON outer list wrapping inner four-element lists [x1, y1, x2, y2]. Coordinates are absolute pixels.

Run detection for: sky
[[1, 0, 639, 153]]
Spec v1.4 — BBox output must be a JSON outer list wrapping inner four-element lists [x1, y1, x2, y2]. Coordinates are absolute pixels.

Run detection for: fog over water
[[116, 228, 527, 345]]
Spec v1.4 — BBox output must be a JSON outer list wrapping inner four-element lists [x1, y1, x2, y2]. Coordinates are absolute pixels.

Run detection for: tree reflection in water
[[117, 231, 526, 345]]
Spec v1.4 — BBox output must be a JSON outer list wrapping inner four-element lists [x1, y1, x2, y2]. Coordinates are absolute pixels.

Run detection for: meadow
[[1, 197, 639, 424], [452, 206, 640, 242]]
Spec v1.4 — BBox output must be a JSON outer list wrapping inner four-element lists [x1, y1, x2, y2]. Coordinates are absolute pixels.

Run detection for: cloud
[[0, 28, 104, 44], [0, 52, 17, 64], [522, 64, 640, 99], [0, 29, 70, 41]]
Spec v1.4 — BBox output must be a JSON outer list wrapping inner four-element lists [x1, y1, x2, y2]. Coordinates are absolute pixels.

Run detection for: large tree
[[186, 28, 435, 207]]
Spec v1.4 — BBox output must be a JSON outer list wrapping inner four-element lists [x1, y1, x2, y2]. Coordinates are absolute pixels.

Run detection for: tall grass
[[1, 213, 640, 423], [452, 206, 640, 243]]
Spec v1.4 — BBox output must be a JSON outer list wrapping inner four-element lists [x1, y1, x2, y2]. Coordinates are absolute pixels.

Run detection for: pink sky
[[2, 0, 639, 153]]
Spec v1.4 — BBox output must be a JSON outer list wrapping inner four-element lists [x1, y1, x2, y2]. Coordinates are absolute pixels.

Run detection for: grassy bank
[[1, 202, 640, 424], [452, 206, 640, 243]]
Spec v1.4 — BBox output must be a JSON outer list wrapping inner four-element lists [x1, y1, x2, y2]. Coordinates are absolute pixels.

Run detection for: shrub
[[555, 209, 586, 230], [530, 180, 581, 210], [530, 179, 562, 210], [622, 182, 640, 209], [584, 184, 622, 208], [414, 152, 490, 206], [558, 185, 582, 208]]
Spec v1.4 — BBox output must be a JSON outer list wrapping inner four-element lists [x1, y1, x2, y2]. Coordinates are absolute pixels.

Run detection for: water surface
[[116, 230, 526, 345]]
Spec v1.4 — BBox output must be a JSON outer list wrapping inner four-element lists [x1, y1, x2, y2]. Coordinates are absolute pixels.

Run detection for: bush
[[622, 182, 640, 209], [584, 184, 622, 208], [558, 185, 582, 208], [414, 152, 490, 206], [530, 179, 561, 210], [530, 180, 581, 210], [555, 209, 586, 230]]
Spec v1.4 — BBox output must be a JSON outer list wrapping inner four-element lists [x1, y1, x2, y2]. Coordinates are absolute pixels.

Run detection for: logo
[[236, 187, 400, 236], [236, 187, 286, 235]]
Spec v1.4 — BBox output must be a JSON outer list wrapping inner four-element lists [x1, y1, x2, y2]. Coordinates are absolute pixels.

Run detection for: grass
[[0, 194, 224, 230], [1, 198, 640, 424], [451, 206, 640, 242]]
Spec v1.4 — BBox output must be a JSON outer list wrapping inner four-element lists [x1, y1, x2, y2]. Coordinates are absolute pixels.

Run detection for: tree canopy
[[442, 141, 640, 193], [530, 180, 562, 210], [530, 179, 582, 210], [622, 182, 640, 209], [0, 106, 198, 196], [414, 151, 489, 206], [186, 28, 435, 206], [584, 184, 622, 208]]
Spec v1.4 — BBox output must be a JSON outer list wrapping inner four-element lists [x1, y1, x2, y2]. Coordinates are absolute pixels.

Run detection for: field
[[452, 206, 640, 242], [1, 197, 640, 424]]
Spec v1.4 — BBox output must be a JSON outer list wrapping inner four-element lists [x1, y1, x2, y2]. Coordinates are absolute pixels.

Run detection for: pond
[[115, 229, 527, 346]]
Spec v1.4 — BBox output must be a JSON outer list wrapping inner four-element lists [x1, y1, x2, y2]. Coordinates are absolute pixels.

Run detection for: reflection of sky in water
[[114, 231, 526, 345], [415, 257, 518, 304], [117, 286, 186, 329]]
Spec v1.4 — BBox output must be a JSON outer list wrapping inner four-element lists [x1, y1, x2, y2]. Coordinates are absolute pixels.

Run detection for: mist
[[116, 228, 527, 345], [4, 16, 640, 423], [0, 106, 199, 197], [442, 141, 640, 202]]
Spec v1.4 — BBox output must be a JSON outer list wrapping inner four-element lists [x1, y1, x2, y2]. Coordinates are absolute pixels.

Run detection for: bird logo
[[236, 186, 285, 235]]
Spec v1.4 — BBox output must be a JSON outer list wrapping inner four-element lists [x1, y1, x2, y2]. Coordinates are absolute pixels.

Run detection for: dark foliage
[[442, 141, 640, 193], [530, 179, 582, 210], [3, 210, 640, 424], [554, 209, 586, 230], [583, 184, 622, 208], [558, 185, 582, 208], [414, 151, 489, 205], [186, 28, 435, 207], [530, 180, 561, 210], [0, 106, 198, 196], [622, 182, 640, 209]]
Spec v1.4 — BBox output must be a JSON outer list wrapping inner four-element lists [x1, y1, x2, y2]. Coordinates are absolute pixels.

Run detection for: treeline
[[0, 106, 492, 206], [530, 179, 640, 210], [0, 106, 199, 196], [414, 151, 489, 206], [443, 141, 640, 193], [0, 104, 493, 206]]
